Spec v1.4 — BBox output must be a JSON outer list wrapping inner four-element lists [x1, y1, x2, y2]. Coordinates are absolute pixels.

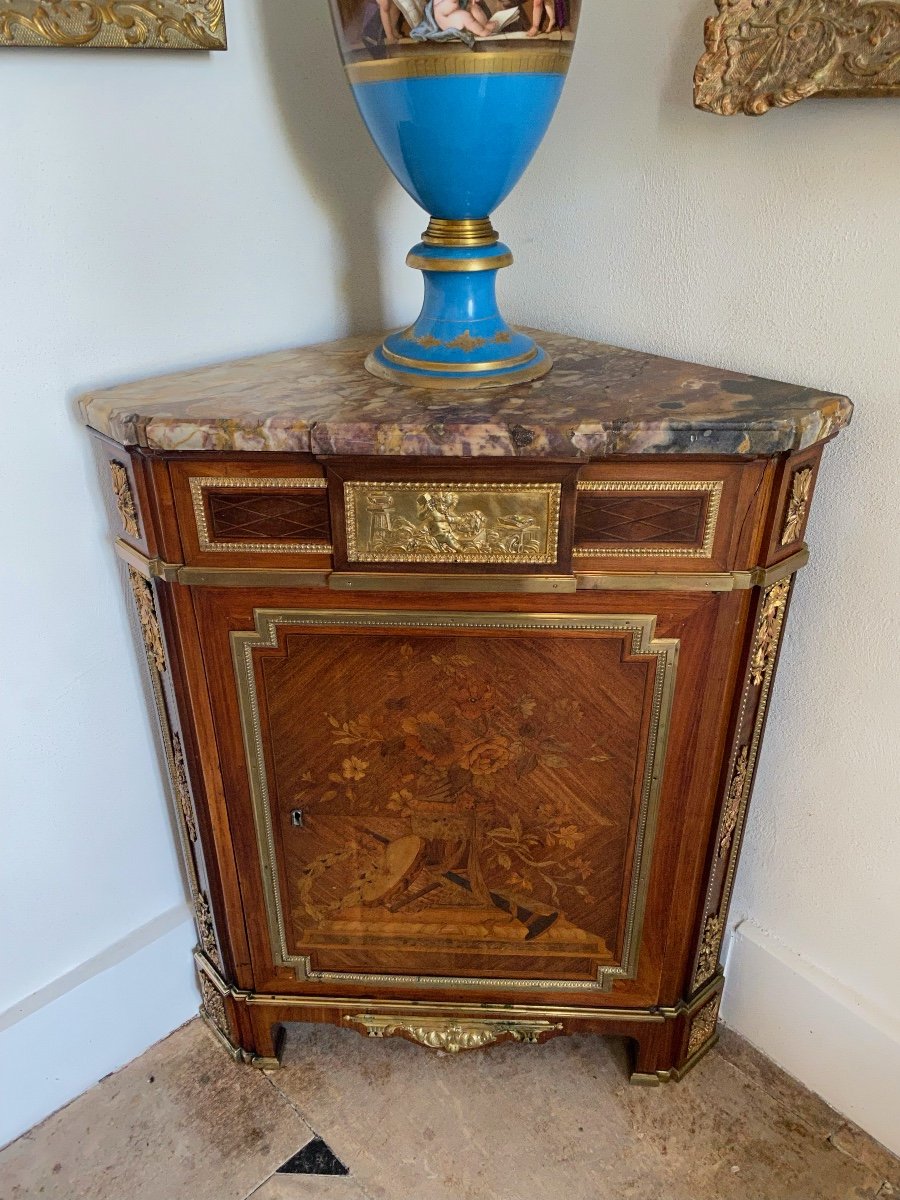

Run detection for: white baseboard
[[722, 920, 900, 1157], [0, 908, 199, 1150]]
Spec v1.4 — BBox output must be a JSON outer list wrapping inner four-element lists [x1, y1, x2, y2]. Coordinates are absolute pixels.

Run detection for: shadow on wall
[[255, 0, 389, 335]]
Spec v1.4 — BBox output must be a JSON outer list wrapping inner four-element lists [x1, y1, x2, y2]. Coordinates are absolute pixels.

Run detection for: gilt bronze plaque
[[344, 481, 562, 565]]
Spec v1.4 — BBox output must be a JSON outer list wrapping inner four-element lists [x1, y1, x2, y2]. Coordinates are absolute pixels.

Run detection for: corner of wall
[[0, 912, 198, 1150], [721, 920, 900, 1158]]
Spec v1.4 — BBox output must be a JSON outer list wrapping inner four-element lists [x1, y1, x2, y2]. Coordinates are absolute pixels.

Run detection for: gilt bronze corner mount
[[695, 0, 900, 115]]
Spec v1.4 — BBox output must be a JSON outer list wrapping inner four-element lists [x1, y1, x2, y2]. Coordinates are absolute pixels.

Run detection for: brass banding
[[365, 352, 553, 390], [423, 218, 499, 248], [345, 45, 573, 85], [115, 540, 810, 593], [406, 252, 514, 273], [196, 947, 720, 1024], [381, 343, 537, 374]]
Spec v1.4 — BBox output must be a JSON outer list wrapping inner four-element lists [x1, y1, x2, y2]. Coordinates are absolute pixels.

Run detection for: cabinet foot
[[196, 953, 284, 1069], [629, 987, 722, 1084]]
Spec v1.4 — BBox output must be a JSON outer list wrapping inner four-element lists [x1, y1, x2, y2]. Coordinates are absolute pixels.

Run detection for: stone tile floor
[[1, 1019, 897, 1200]]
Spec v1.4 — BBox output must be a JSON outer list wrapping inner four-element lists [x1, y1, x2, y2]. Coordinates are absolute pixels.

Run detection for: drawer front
[[327, 460, 579, 576], [167, 458, 770, 576], [170, 461, 333, 567]]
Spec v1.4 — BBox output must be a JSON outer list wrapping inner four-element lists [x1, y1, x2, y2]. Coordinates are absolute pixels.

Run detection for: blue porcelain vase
[[328, 0, 580, 389]]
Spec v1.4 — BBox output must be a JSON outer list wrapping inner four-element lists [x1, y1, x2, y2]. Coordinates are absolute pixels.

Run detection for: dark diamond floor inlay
[[278, 1137, 349, 1176]]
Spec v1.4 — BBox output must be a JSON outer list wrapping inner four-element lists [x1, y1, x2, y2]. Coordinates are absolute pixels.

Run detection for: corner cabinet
[[83, 333, 850, 1080]]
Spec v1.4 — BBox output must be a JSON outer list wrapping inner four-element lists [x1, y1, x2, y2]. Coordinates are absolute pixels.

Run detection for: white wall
[[0, 0, 416, 1148], [498, 0, 900, 1152], [1, 0, 897, 1153]]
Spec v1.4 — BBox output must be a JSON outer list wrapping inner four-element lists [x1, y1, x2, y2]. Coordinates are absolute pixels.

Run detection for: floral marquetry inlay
[[234, 608, 678, 991]]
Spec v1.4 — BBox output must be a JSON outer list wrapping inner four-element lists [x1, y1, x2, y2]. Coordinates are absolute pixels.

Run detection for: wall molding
[[0, 903, 192, 1033], [0, 909, 198, 1149], [722, 920, 900, 1157]]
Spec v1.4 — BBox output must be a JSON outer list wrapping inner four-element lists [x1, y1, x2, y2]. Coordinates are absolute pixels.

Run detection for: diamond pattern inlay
[[575, 494, 706, 546], [207, 490, 331, 544]]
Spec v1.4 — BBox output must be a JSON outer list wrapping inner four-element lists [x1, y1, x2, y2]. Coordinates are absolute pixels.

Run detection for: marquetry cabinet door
[[194, 585, 739, 1009]]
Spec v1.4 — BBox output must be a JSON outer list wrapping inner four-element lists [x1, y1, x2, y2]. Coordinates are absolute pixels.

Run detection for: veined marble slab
[[79, 331, 852, 458]]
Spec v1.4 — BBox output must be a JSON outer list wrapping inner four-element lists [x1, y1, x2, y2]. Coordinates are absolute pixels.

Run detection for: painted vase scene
[[327, 0, 582, 389]]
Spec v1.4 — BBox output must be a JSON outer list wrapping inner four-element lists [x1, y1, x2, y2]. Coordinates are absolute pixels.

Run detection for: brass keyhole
[[290, 809, 304, 828]]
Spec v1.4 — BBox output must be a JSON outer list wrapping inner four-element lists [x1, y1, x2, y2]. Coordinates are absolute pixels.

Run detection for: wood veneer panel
[[193, 586, 734, 1010]]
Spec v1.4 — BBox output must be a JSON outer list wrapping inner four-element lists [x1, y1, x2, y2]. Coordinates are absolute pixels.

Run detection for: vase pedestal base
[[365, 344, 553, 391], [364, 227, 553, 392]]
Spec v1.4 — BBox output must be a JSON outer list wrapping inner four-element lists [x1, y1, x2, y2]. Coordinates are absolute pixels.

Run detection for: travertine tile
[[0, 1022, 313, 1200], [269, 1024, 883, 1200], [250, 1176, 369, 1195], [716, 1026, 843, 1139], [831, 1121, 900, 1191], [251, 1177, 370, 1199]]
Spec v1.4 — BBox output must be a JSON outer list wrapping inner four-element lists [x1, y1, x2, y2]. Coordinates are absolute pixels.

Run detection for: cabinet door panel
[[196, 589, 729, 1007]]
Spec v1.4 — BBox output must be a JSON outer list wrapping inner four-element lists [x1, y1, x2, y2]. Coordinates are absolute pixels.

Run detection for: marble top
[[80, 331, 852, 459]]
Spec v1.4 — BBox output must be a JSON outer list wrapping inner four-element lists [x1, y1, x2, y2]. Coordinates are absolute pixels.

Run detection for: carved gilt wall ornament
[[344, 1015, 563, 1053], [0, 1, 227, 48], [781, 468, 814, 545], [109, 461, 140, 539], [688, 996, 721, 1056], [127, 566, 166, 674], [695, 0, 900, 115], [750, 578, 791, 686], [344, 481, 561, 565]]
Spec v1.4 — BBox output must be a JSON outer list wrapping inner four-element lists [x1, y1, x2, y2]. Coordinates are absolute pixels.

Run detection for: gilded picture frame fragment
[[695, 0, 900, 115], [0, 1, 227, 49]]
